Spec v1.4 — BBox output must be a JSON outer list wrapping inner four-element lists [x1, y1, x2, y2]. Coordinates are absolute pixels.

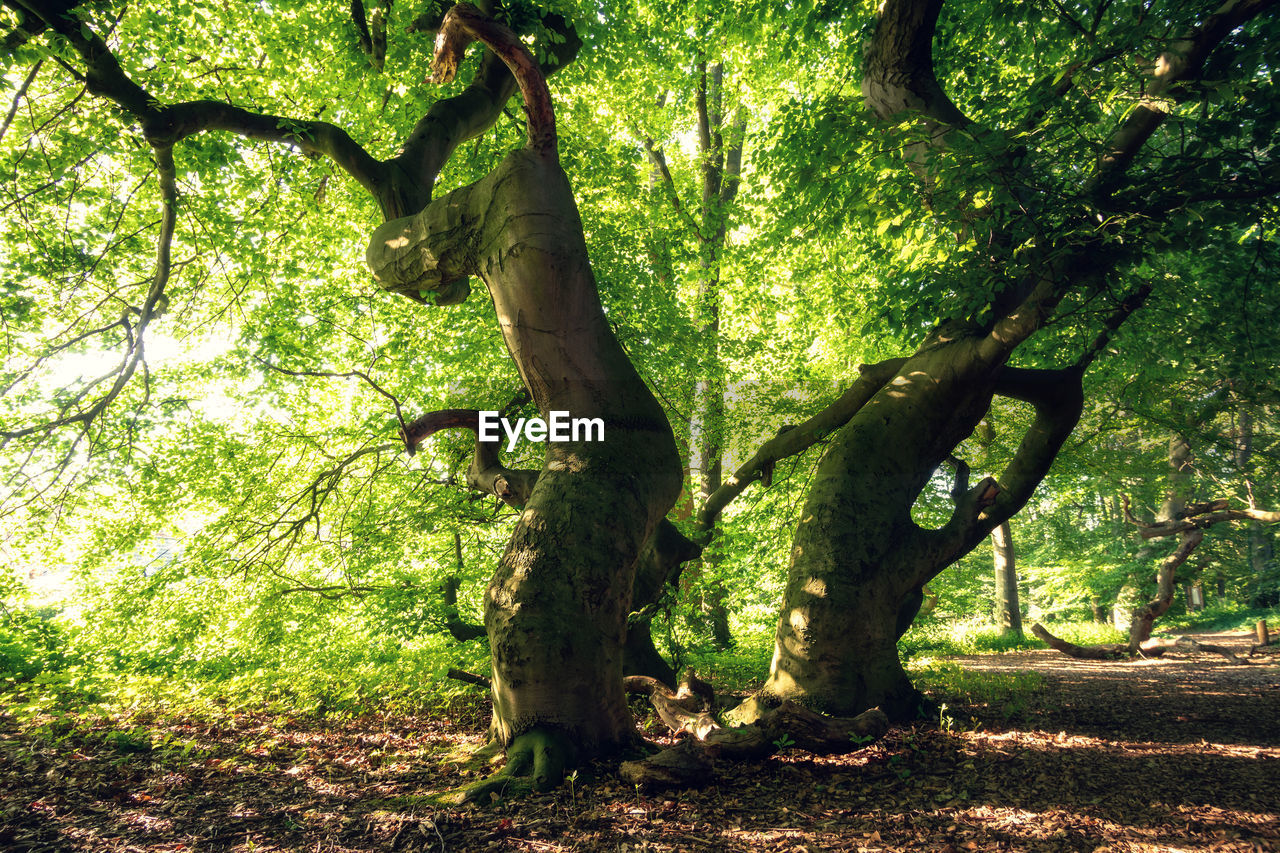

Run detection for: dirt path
[[1, 632, 1277, 852], [950, 629, 1280, 745]]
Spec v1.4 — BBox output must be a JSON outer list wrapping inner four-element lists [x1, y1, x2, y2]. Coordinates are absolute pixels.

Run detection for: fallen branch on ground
[[446, 668, 491, 689], [1032, 624, 1248, 665]]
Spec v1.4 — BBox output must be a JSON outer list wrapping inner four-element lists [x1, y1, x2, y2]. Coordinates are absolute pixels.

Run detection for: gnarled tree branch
[[430, 2, 556, 153], [2, 143, 176, 444], [1122, 494, 1280, 540], [399, 407, 538, 506]]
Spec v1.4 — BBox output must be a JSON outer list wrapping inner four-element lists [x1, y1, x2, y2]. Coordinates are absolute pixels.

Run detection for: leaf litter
[[2, 630, 1276, 852]]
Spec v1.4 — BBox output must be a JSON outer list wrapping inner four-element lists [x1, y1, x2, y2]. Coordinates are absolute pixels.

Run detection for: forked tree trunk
[[1125, 432, 1193, 651], [732, 339, 1085, 722], [739, 343, 995, 720], [740, 0, 1262, 719], [1125, 528, 1203, 651], [1041, 426, 1280, 663]]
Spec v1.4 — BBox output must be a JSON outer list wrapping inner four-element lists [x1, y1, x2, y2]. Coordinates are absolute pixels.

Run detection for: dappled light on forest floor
[[3, 632, 1277, 852]]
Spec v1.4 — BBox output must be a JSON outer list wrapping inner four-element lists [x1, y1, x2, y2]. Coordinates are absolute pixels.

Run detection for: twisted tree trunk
[[727, 0, 1264, 721], [369, 6, 682, 787]]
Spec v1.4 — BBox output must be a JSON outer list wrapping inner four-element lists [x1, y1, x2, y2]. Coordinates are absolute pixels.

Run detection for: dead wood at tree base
[[623, 674, 718, 739], [621, 674, 889, 789], [619, 740, 712, 788]]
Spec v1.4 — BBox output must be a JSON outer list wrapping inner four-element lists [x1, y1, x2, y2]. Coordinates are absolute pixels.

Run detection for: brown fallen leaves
[[1, 632, 1277, 852]]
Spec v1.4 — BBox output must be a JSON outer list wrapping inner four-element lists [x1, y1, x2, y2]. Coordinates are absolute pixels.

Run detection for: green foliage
[[900, 618, 1036, 660], [2, 0, 1279, 735], [910, 660, 1046, 720], [0, 606, 73, 687], [1162, 603, 1280, 635]]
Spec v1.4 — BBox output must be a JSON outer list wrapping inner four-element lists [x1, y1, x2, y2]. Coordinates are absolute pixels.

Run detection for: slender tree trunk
[[1236, 406, 1275, 603], [690, 61, 744, 650], [976, 420, 1022, 637], [991, 521, 1023, 637], [439, 532, 486, 642], [1126, 432, 1194, 650]]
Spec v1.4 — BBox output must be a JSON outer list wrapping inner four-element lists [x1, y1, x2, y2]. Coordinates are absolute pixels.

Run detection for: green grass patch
[[1034, 620, 1126, 646], [901, 617, 1038, 659], [1161, 603, 1279, 635], [910, 660, 1046, 721]]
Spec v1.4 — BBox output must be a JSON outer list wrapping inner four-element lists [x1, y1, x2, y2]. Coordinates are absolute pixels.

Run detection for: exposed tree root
[[435, 729, 576, 805], [621, 673, 889, 790], [1033, 624, 1248, 665], [623, 673, 719, 738]]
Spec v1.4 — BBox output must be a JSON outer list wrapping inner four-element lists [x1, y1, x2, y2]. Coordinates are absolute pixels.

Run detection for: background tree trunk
[[991, 521, 1023, 637], [686, 62, 744, 651], [1125, 432, 1193, 650], [1236, 406, 1276, 605]]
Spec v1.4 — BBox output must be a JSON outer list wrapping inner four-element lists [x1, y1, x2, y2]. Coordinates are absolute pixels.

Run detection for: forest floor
[[2, 630, 1278, 853]]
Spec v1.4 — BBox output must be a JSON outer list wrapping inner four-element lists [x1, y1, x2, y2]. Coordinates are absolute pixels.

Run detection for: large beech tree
[[1, 0, 690, 788], [709, 0, 1279, 720]]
